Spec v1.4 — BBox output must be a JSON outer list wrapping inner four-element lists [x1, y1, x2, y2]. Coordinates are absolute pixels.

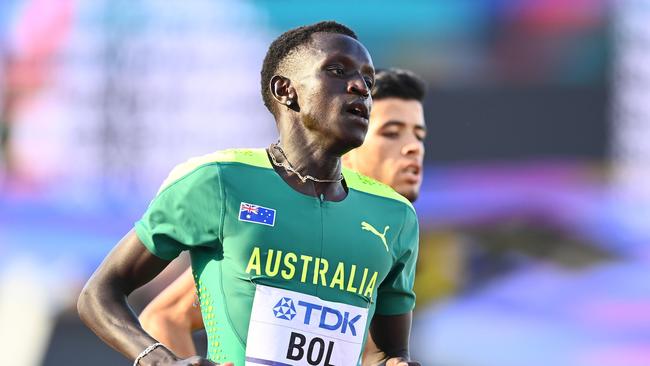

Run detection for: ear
[[270, 75, 298, 110]]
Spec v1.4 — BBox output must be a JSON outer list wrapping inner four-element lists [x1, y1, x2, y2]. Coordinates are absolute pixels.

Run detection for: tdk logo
[[273, 297, 297, 320], [274, 298, 361, 336]]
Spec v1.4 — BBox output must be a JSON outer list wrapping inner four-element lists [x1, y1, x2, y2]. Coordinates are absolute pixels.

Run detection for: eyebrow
[[381, 120, 427, 132], [326, 53, 374, 76]]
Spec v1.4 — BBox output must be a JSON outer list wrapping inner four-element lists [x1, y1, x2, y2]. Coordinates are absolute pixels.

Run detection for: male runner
[[78, 22, 421, 366], [138, 68, 427, 363]]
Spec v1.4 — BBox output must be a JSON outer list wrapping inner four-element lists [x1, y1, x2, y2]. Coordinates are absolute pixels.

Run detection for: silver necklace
[[269, 142, 344, 183]]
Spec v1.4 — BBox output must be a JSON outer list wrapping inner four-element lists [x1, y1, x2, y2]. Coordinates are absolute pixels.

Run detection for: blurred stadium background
[[1, 0, 649, 365]]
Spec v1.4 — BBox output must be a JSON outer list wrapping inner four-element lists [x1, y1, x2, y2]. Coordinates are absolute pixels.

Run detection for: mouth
[[401, 163, 422, 183], [345, 101, 370, 121]]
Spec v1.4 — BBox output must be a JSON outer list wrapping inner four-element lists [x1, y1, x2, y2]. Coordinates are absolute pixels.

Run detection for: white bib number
[[245, 285, 368, 366]]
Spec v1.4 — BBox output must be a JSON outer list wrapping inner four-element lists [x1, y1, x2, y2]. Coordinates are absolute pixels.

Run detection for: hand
[[385, 357, 421, 366], [170, 356, 233, 366]]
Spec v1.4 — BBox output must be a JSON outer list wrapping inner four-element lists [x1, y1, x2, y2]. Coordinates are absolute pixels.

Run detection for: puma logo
[[361, 221, 390, 252]]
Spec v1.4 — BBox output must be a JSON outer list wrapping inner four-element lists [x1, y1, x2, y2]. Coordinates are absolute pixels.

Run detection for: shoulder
[[343, 168, 415, 214], [158, 148, 271, 193], [206, 148, 271, 168]]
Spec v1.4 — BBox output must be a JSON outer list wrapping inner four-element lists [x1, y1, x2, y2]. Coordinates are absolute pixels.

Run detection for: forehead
[[303, 32, 373, 67], [370, 98, 425, 127]]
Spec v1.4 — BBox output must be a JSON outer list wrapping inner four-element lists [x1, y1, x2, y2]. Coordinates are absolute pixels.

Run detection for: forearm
[[362, 313, 415, 366], [78, 283, 178, 363], [77, 230, 181, 365]]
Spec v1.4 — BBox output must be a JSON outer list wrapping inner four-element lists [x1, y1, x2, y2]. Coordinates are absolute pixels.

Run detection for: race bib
[[245, 285, 369, 366]]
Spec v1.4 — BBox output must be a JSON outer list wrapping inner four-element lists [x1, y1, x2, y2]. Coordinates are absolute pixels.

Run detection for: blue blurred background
[[2, 1, 650, 365]]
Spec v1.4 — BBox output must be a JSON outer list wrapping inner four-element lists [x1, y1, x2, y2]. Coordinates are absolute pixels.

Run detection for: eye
[[381, 131, 399, 139], [327, 65, 345, 76]]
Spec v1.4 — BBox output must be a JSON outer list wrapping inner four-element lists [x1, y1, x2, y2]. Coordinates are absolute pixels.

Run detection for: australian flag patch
[[238, 202, 276, 227]]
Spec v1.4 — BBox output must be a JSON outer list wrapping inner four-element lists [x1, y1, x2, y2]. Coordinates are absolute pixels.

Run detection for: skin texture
[[79, 31, 418, 365]]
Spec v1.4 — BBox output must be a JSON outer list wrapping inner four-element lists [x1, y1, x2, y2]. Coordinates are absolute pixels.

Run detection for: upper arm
[[76, 228, 174, 357], [81, 164, 223, 307], [82, 229, 172, 298]]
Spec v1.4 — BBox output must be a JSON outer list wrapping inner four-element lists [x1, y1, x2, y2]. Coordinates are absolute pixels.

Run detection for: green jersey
[[135, 149, 419, 365]]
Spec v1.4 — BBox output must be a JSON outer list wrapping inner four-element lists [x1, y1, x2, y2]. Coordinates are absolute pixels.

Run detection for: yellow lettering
[[312, 258, 320, 284], [330, 262, 345, 290], [316, 258, 328, 286], [265, 249, 282, 276], [250, 249, 376, 297], [346, 265, 358, 293], [363, 272, 379, 298], [300, 255, 313, 283], [245, 247, 261, 275], [281, 252, 297, 280], [357, 267, 369, 295]]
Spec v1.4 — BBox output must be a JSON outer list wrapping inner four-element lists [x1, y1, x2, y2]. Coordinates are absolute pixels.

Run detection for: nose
[[347, 74, 370, 98], [401, 135, 424, 158]]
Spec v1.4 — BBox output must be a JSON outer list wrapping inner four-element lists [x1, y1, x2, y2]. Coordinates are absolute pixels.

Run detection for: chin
[[335, 132, 366, 153], [344, 122, 369, 146], [397, 187, 419, 203], [349, 134, 365, 149]]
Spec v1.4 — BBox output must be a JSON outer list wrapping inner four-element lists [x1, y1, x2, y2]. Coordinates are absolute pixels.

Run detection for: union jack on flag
[[238, 202, 276, 226], [241, 203, 259, 214]]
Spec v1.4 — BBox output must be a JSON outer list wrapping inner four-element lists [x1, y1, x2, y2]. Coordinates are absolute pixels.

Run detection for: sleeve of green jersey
[[374, 205, 419, 315], [135, 163, 224, 261]]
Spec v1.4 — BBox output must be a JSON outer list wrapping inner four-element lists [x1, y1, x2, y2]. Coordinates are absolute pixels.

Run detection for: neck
[[270, 118, 348, 200], [276, 115, 345, 181], [274, 141, 342, 181]]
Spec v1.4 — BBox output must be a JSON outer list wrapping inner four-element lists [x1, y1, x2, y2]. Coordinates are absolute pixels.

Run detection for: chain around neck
[[268, 142, 344, 184]]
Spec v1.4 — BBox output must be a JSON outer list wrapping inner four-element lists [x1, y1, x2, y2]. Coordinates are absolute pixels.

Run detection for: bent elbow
[[77, 285, 93, 325], [77, 280, 104, 328]]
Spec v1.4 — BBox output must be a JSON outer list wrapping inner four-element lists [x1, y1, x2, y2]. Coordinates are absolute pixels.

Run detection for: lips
[[400, 162, 422, 183], [345, 100, 369, 120]]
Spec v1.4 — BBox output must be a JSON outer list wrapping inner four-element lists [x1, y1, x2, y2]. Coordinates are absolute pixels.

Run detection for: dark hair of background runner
[[372, 68, 427, 102]]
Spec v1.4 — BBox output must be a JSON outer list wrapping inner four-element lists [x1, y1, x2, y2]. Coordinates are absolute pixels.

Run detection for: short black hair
[[372, 68, 426, 102], [261, 21, 358, 115]]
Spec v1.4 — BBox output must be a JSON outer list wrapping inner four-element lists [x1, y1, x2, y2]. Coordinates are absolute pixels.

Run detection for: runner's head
[[261, 21, 375, 154], [343, 68, 427, 202]]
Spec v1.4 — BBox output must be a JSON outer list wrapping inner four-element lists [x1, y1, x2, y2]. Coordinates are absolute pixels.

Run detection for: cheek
[[303, 90, 324, 111], [300, 78, 328, 108], [364, 142, 400, 178], [302, 91, 332, 129], [358, 138, 387, 159], [374, 140, 401, 162], [380, 145, 406, 180], [384, 162, 402, 183]]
